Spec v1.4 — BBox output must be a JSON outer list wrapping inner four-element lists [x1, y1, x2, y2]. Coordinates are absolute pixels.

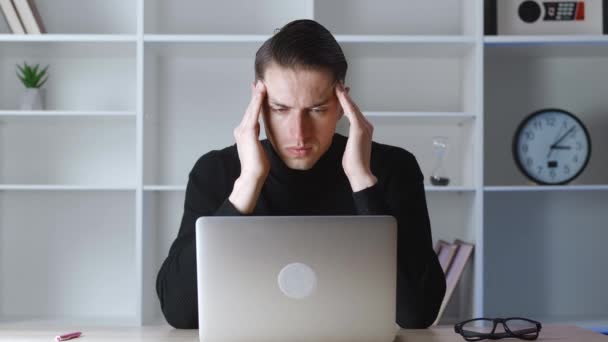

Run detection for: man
[[156, 19, 446, 329]]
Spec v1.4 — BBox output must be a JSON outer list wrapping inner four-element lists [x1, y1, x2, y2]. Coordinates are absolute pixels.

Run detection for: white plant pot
[[19, 88, 46, 110]]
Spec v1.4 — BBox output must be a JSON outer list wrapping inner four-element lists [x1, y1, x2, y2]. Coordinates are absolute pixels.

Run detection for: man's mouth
[[286, 147, 313, 157]]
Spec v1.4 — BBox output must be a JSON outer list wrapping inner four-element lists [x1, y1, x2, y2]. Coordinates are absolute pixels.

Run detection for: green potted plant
[[16, 62, 49, 110]]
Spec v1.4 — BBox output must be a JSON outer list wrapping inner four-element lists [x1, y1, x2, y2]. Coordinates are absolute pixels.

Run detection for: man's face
[[261, 64, 342, 170]]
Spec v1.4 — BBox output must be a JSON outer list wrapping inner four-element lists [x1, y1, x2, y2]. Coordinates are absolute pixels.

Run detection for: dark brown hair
[[254, 19, 347, 83]]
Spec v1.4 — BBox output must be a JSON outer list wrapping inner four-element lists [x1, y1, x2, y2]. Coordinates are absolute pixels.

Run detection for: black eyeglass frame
[[454, 317, 542, 341]]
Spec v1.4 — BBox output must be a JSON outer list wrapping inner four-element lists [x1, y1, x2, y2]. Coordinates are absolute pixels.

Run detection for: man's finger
[[335, 82, 356, 117], [336, 83, 368, 128], [242, 81, 266, 128], [240, 81, 256, 120], [343, 88, 364, 120], [336, 85, 359, 128], [238, 85, 257, 127]]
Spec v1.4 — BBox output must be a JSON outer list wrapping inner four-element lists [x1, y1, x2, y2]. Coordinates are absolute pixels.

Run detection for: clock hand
[[550, 145, 571, 150], [551, 126, 575, 148], [551, 122, 564, 145], [547, 123, 567, 159]]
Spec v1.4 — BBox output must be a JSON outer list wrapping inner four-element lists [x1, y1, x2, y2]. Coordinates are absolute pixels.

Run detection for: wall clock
[[513, 108, 591, 185]]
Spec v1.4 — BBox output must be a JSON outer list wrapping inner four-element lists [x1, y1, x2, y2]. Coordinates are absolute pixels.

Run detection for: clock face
[[513, 109, 591, 185]]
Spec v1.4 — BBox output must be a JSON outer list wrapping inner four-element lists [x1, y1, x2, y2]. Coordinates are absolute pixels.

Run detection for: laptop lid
[[195, 215, 398, 342]]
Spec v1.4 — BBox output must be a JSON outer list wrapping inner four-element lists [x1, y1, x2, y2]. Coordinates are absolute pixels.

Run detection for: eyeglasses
[[454, 317, 542, 341]]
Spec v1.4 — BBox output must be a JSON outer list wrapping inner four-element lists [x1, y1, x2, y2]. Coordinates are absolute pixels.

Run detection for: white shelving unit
[[484, 34, 608, 331], [0, 0, 604, 331]]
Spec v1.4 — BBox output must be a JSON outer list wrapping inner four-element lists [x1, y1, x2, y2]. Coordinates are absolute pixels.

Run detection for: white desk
[[0, 323, 606, 341]]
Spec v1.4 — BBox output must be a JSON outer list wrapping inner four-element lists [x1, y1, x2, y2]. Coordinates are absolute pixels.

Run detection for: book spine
[[432, 242, 474, 326], [26, 0, 44, 33], [604, 0, 607, 34], [0, 0, 25, 34], [484, 0, 497, 35], [12, 0, 40, 34]]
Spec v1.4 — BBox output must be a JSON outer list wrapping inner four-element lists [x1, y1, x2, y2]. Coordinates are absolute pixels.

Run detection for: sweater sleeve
[[156, 151, 241, 329], [352, 148, 446, 329]]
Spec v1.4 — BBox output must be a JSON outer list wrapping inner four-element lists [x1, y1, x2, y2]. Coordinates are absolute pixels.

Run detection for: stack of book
[[0, 0, 46, 34], [433, 239, 475, 326]]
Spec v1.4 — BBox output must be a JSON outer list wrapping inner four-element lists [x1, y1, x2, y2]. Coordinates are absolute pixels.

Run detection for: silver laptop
[[195, 215, 398, 342]]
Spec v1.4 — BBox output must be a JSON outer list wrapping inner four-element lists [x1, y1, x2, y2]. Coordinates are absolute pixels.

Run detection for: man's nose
[[289, 113, 310, 141]]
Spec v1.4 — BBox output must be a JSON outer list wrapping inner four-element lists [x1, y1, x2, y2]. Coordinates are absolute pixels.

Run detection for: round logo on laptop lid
[[277, 262, 317, 299]]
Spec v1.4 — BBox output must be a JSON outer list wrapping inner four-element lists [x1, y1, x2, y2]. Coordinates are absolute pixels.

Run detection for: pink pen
[[55, 331, 82, 341]]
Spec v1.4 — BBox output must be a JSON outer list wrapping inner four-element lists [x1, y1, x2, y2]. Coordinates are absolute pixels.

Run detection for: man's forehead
[[268, 97, 331, 108], [267, 87, 334, 106], [264, 65, 335, 98]]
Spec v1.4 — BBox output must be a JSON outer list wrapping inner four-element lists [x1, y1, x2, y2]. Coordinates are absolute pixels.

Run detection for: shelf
[[144, 34, 475, 45], [0, 0, 136, 35], [0, 185, 136, 191], [0, 41, 135, 60], [144, 185, 186, 192], [485, 185, 608, 192], [363, 112, 475, 125], [144, 39, 259, 58], [337, 35, 475, 44], [315, 0, 477, 36], [338, 115, 475, 187], [0, 191, 136, 320], [484, 35, 608, 45], [426, 192, 477, 279], [0, 43, 136, 111], [143, 0, 477, 36], [339, 39, 475, 59], [0, 116, 135, 186], [484, 191, 608, 323], [141, 191, 184, 323], [426, 186, 476, 193], [143, 35, 475, 60], [0, 110, 136, 117], [484, 52, 608, 186], [143, 0, 313, 35], [484, 36, 608, 58], [144, 34, 268, 43], [0, 34, 137, 42]]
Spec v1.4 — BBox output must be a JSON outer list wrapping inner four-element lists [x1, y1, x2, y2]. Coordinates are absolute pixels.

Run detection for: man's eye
[[272, 107, 288, 113], [311, 108, 327, 114]]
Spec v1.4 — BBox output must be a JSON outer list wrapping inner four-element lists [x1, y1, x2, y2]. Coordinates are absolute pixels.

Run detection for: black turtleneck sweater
[[156, 133, 446, 329]]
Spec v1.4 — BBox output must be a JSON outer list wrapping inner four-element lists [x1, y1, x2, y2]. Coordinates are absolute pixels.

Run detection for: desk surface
[[0, 323, 606, 341]]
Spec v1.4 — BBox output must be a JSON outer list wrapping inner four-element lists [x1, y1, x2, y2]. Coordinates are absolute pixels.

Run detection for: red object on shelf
[[575, 1, 585, 20], [55, 331, 82, 341]]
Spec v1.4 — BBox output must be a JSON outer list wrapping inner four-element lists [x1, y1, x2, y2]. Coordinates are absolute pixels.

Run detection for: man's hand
[[335, 81, 378, 192], [228, 80, 270, 214]]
